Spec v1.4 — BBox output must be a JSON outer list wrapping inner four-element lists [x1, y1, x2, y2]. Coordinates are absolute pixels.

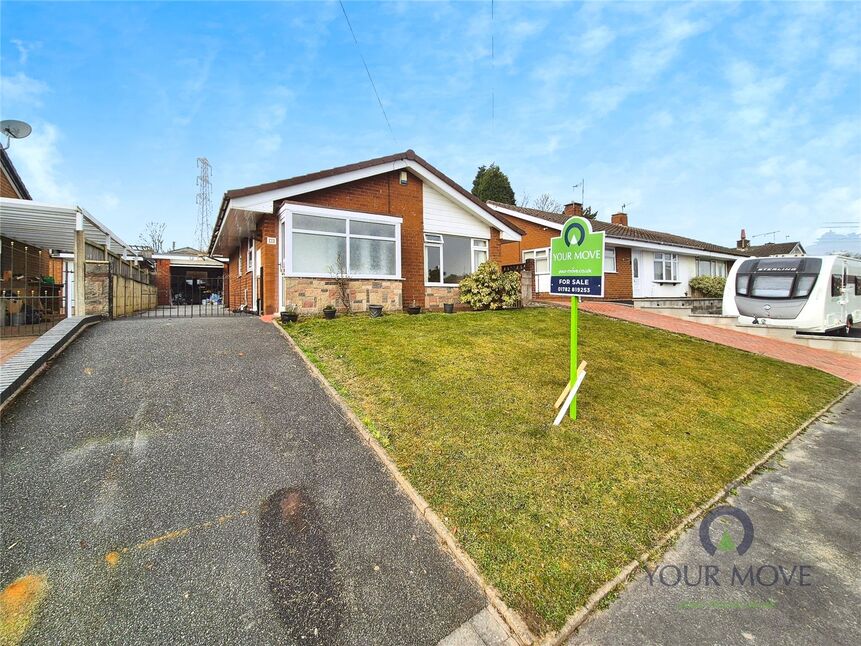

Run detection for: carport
[[0, 197, 134, 327]]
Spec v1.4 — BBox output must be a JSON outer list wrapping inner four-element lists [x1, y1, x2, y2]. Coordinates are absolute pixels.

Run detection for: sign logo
[[699, 505, 755, 556], [549, 216, 606, 297]]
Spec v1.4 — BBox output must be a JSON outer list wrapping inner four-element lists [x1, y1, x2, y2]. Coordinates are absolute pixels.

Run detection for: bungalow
[[735, 229, 806, 257], [490, 201, 745, 300], [207, 150, 523, 315]]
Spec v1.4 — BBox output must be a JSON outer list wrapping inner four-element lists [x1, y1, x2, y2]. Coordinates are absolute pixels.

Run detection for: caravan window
[[750, 275, 794, 298], [831, 275, 842, 297]]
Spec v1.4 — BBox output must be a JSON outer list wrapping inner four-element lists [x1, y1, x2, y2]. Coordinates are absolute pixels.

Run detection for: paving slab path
[[1, 316, 488, 645], [569, 388, 861, 645], [567, 301, 861, 384]]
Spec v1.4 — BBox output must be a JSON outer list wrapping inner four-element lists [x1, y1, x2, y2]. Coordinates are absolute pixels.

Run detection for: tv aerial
[[1, 120, 32, 151]]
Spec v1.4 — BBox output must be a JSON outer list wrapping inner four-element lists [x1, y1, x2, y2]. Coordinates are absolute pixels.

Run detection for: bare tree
[[329, 251, 352, 314], [518, 193, 531, 208], [531, 193, 563, 213], [139, 221, 167, 253]]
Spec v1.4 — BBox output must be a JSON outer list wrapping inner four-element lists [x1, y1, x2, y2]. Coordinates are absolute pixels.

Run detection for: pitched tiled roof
[[488, 201, 747, 256], [740, 242, 804, 257], [210, 150, 524, 253]]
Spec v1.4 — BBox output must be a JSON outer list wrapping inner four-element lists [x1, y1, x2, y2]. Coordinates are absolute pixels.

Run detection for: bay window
[[425, 233, 490, 285], [284, 208, 401, 279], [604, 247, 616, 273], [653, 253, 679, 282]]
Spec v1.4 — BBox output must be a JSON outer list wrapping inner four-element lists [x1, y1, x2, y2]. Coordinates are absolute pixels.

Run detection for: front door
[[632, 250, 642, 297]]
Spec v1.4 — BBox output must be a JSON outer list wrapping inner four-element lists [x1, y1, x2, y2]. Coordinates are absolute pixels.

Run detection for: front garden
[[284, 307, 846, 632]]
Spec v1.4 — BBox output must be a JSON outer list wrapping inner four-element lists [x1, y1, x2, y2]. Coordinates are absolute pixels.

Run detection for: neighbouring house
[[490, 201, 745, 300], [207, 150, 523, 315], [150, 246, 228, 306], [735, 229, 806, 256]]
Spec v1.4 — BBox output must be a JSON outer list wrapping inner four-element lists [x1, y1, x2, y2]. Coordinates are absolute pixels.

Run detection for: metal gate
[[127, 274, 238, 318]]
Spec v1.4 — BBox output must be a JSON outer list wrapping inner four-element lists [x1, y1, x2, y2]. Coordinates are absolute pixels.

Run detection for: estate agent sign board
[[549, 216, 606, 422]]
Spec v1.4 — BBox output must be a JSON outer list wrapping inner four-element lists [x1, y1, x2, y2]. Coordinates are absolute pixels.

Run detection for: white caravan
[[723, 255, 861, 334]]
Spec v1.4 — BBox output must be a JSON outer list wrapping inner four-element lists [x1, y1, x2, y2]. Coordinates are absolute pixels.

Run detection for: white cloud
[[11, 39, 41, 65], [9, 122, 76, 204], [0, 72, 49, 107]]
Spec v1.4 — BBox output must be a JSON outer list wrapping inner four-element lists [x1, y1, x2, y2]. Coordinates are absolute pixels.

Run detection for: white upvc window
[[653, 252, 679, 282], [425, 233, 490, 286], [238, 244, 243, 276], [282, 206, 401, 279], [696, 258, 727, 277], [523, 248, 549, 274], [604, 247, 617, 273], [246, 238, 253, 273]]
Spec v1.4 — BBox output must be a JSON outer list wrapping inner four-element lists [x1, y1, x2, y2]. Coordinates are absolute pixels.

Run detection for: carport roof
[[0, 197, 131, 254]]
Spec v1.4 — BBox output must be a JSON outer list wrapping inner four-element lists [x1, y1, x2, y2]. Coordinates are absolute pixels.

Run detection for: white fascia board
[[404, 161, 521, 241], [489, 204, 564, 231], [279, 201, 403, 224], [79, 206, 130, 251]]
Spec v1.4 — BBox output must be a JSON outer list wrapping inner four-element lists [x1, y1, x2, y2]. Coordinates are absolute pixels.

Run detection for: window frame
[[246, 238, 253, 274], [696, 258, 727, 277], [604, 246, 617, 273], [281, 205, 402, 280], [522, 248, 550, 274], [653, 252, 679, 283], [424, 232, 491, 287]]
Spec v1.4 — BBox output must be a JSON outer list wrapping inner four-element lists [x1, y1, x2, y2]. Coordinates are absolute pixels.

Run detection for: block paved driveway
[[575, 301, 861, 384], [1, 316, 486, 645], [570, 388, 861, 645]]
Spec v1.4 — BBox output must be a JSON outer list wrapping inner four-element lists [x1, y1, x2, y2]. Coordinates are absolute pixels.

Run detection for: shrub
[[459, 261, 521, 310], [689, 275, 727, 298]]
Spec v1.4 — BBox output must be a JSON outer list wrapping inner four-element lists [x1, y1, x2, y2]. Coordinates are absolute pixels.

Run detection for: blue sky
[[2, 1, 859, 253]]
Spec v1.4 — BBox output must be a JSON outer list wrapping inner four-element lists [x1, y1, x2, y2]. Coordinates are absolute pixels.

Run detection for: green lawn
[[284, 308, 846, 632]]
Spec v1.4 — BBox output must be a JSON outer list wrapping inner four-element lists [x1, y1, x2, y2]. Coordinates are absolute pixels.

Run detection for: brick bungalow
[[490, 201, 745, 300], [207, 150, 523, 315]]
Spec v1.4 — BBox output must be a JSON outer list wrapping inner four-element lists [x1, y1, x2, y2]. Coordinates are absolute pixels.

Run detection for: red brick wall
[[499, 215, 633, 300], [1, 169, 23, 198], [226, 238, 255, 310], [258, 214, 279, 314], [293, 170, 426, 307], [155, 259, 171, 305]]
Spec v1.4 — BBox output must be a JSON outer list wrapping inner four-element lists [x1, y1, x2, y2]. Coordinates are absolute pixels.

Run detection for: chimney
[[563, 202, 583, 217], [736, 229, 749, 250], [611, 212, 628, 227]]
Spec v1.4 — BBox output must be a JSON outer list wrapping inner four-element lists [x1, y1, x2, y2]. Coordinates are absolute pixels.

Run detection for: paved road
[[1, 316, 486, 645], [570, 388, 861, 645]]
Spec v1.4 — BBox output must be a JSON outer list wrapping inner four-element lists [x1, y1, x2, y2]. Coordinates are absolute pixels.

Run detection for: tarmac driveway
[[569, 388, 860, 645], [1, 316, 485, 644]]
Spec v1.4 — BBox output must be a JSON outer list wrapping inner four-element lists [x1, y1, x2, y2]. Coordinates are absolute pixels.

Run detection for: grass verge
[[284, 308, 846, 632]]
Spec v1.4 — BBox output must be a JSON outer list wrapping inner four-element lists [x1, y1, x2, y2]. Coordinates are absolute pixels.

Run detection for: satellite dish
[[1, 120, 32, 150]]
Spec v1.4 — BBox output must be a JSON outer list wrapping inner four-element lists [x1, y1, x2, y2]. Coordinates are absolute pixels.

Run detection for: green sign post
[[549, 216, 606, 421]]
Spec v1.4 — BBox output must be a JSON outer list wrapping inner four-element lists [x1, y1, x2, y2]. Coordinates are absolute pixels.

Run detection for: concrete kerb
[[541, 382, 858, 646], [0, 317, 103, 415], [271, 320, 536, 645]]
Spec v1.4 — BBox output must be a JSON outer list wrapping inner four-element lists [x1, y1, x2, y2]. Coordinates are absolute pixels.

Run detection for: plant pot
[[368, 304, 384, 318], [281, 312, 298, 323], [406, 306, 421, 315], [323, 309, 337, 320], [443, 303, 455, 314]]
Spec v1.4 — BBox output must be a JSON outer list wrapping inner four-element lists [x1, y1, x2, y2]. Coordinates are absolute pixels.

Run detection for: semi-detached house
[[208, 150, 523, 315], [490, 201, 747, 300]]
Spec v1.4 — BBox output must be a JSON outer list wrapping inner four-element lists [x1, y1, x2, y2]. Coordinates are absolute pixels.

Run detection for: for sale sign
[[549, 216, 606, 297]]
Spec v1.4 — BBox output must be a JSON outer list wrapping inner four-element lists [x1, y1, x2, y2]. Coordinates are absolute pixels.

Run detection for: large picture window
[[425, 233, 490, 285], [696, 259, 727, 277], [654, 253, 679, 282], [284, 208, 401, 279]]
